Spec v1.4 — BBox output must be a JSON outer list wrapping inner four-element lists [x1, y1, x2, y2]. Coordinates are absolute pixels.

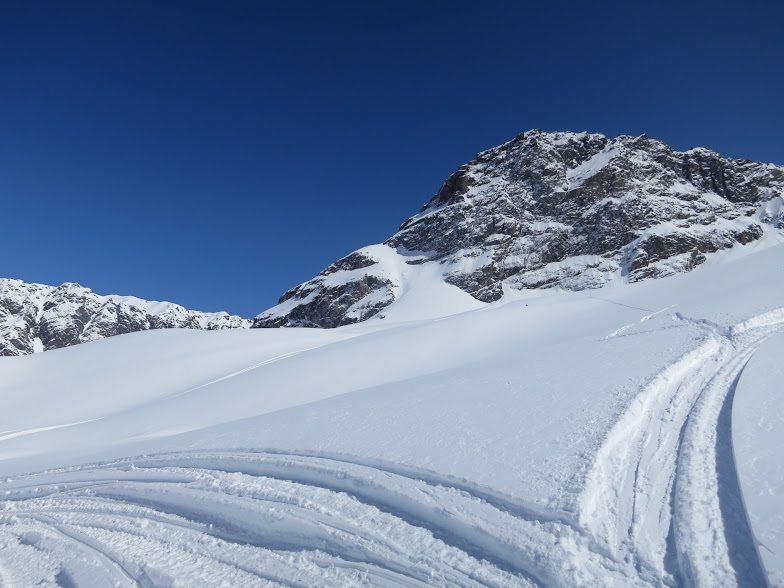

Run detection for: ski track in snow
[[581, 306, 784, 587], [1, 309, 783, 586], [0, 451, 650, 587]]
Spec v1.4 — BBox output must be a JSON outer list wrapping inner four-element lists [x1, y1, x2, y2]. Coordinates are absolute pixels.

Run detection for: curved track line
[[130, 451, 642, 585], [1, 450, 649, 587], [114, 459, 547, 585], [15, 507, 302, 586], [138, 448, 582, 529], [581, 307, 784, 586], [674, 350, 769, 587], [26, 514, 139, 588], [1, 463, 535, 586]]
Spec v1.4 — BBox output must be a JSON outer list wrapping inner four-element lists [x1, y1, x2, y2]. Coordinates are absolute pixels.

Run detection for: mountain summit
[[255, 130, 784, 328]]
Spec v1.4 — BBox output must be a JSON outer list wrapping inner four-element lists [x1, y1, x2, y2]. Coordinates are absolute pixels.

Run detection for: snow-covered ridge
[[255, 129, 784, 328], [0, 279, 250, 356]]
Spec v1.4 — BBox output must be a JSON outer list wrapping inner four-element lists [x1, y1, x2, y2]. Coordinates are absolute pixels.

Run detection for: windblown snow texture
[[255, 130, 784, 328], [0, 279, 250, 356]]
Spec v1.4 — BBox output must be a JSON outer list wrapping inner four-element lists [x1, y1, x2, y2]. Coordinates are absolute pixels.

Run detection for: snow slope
[[1, 237, 783, 586], [734, 330, 784, 587]]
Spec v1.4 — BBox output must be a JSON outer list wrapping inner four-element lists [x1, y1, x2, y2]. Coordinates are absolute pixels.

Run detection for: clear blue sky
[[3, 1, 782, 317]]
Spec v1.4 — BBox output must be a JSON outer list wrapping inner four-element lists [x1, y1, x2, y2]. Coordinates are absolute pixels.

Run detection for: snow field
[[1, 240, 783, 586], [733, 330, 784, 587], [582, 306, 784, 586]]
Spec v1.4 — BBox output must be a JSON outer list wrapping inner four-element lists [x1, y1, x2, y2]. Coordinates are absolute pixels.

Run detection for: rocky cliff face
[[0, 280, 251, 356], [255, 130, 784, 328]]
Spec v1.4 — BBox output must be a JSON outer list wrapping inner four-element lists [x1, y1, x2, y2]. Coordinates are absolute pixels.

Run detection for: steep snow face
[[255, 130, 784, 328], [0, 279, 251, 356]]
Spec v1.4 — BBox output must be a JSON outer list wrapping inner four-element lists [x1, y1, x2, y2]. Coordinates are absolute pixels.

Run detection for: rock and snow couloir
[[254, 129, 784, 329], [0, 279, 250, 356]]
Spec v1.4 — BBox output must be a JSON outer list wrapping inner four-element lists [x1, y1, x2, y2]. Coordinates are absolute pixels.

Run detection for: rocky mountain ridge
[[255, 130, 784, 328], [5, 130, 783, 347], [0, 279, 250, 356]]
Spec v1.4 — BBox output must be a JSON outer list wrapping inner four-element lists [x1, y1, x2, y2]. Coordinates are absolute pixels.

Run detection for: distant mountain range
[[0, 279, 249, 356], [3, 130, 783, 354]]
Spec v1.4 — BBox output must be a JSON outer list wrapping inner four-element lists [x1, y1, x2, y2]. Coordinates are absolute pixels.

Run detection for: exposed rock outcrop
[[255, 130, 784, 328], [0, 280, 250, 356]]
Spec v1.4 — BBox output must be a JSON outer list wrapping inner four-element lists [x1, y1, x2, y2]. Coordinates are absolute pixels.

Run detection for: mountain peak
[[255, 131, 784, 329]]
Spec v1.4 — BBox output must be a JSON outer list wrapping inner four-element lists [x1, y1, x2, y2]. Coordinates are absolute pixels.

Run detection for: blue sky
[[3, 1, 782, 317]]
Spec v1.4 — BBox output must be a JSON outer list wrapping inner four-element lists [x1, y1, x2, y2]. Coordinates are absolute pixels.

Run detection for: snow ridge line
[[0, 419, 101, 443], [165, 345, 326, 400], [580, 306, 784, 586]]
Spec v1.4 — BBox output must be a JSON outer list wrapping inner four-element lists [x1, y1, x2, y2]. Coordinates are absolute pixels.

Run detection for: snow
[[758, 194, 784, 226], [1, 238, 783, 585], [733, 330, 784, 587], [565, 144, 620, 190], [0, 278, 250, 356], [256, 131, 784, 332], [259, 244, 489, 326]]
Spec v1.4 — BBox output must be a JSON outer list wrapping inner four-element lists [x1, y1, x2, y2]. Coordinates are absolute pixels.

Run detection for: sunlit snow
[[0, 236, 782, 586]]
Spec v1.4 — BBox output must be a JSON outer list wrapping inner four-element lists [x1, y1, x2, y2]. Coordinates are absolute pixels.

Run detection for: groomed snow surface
[[1, 237, 783, 586]]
